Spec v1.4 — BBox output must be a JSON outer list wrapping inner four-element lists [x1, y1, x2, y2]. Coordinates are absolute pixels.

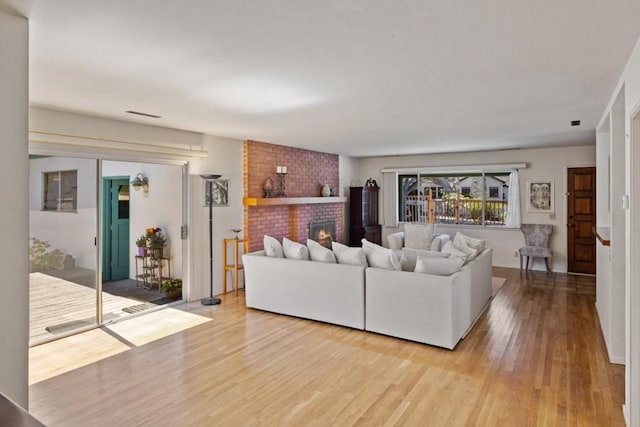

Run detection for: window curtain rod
[[380, 163, 527, 174]]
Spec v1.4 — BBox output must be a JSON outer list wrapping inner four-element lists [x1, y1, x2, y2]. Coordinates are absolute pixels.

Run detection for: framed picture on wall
[[527, 181, 554, 212], [204, 179, 229, 207]]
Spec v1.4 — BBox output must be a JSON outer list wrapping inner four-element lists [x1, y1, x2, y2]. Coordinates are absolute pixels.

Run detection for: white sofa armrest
[[431, 234, 450, 251], [387, 231, 405, 250]]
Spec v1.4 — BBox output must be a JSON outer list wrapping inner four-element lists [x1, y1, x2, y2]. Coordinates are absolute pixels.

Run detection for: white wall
[[29, 157, 98, 270], [598, 34, 640, 427], [358, 145, 596, 272], [102, 161, 183, 280], [339, 155, 360, 243], [188, 135, 244, 301], [0, 8, 29, 408]]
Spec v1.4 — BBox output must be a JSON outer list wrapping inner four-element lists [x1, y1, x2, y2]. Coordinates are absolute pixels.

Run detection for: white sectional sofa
[[365, 248, 492, 349], [242, 251, 366, 329], [242, 246, 493, 349]]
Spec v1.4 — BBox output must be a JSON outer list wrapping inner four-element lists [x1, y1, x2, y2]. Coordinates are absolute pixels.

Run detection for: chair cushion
[[519, 246, 552, 257]]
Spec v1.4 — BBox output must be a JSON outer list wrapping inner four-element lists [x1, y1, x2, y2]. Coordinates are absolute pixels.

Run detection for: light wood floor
[[29, 268, 624, 426]]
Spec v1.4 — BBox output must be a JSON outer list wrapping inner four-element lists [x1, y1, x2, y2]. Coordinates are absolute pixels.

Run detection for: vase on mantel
[[321, 183, 331, 197]]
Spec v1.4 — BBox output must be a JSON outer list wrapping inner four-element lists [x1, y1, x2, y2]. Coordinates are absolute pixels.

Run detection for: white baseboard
[[623, 404, 629, 426], [595, 302, 626, 365]]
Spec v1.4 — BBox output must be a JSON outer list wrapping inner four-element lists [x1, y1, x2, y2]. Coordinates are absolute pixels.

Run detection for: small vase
[[321, 183, 331, 197], [137, 246, 146, 256]]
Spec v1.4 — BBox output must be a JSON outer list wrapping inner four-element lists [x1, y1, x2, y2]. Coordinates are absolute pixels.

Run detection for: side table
[[223, 238, 248, 296]]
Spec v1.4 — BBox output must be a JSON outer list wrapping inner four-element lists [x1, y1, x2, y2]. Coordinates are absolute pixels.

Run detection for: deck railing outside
[[404, 195, 507, 225]]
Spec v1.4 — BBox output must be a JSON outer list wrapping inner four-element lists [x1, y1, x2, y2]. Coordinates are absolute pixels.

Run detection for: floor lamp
[[201, 174, 222, 306]]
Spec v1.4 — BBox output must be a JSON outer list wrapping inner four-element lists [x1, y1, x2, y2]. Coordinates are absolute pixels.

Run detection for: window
[[43, 170, 77, 212], [397, 170, 513, 226]]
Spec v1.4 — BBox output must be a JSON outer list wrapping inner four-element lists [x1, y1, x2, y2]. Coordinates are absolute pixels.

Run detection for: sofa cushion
[[400, 247, 450, 271], [442, 240, 473, 263], [361, 239, 401, 271], [332, 241, 368, 266], [453, 231, 486, 253], [307, 239, 337, 263], [263, 235, 284, 258], [414, 255, 465, 276], [283, 237, 310, 260], [403, 223, 436, 250]]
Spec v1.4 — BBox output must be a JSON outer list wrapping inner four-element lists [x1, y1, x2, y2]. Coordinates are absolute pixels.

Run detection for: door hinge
[[181, 225, 188, 239]]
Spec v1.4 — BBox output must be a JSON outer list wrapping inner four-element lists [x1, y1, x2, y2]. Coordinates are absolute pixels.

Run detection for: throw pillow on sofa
[[403, 223, 436, 250], [400, 247, 450, 271], [451, 236, 479, 261], [442, 241, 473, 263], [361, 239, 401, 271], [264, 235, 284, 258], [307, 239, 337, 263], [283, 237, 310, 260], [414, 255, 465, 276], [453, 231, 486, 253], [332, 241, 368, 266]]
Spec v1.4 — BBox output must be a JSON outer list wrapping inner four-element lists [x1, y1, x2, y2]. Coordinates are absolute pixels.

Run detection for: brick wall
[[244, 140, 344, 252]]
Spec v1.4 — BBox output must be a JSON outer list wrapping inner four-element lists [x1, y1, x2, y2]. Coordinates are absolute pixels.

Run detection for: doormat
[[122, 303, 154, 314], [150, 296, 181, 305], [45, 313, 119, 334]]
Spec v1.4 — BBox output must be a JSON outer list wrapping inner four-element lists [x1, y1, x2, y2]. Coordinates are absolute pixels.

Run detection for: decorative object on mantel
[[321, 183, 331, 197], [275, 166, 287, 197], [200, 174, 222, 306], [263, 177, 274, 198]]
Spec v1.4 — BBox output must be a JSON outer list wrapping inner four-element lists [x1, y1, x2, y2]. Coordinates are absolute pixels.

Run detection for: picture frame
[[204, 179, 229, 207], [527, 181, 554, 213]]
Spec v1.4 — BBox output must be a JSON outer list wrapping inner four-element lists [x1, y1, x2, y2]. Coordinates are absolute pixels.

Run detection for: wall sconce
[[131, 172, 149, 196]]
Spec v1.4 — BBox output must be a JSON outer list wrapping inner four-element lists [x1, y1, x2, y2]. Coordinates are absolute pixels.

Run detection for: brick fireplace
[[243, 140, 345, 252]]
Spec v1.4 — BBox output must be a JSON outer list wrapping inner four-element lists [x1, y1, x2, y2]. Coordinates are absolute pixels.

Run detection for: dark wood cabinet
[[349, 184, 382, 246]]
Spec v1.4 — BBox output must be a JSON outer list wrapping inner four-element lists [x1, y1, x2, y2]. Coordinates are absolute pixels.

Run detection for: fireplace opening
[[309, 220, 336, 248]]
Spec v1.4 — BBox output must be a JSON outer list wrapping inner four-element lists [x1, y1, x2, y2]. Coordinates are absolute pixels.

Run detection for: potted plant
[[145, 227, 167, 258], [161, 278, 182, 299], [135, 235, 147, 256]]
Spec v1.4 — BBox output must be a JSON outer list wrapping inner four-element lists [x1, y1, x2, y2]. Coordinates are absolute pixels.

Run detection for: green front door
[[103, 178, 130, 281]]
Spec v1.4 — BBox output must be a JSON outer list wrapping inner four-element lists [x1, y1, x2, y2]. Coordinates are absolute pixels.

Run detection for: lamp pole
[[200, 174, 222, 305]]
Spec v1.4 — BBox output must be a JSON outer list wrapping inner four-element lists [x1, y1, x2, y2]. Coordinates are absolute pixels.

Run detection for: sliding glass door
[[29, 156, 99, 344]]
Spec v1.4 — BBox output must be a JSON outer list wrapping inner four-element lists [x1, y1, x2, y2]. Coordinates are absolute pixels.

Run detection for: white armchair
[[387, 231, 450, 251]]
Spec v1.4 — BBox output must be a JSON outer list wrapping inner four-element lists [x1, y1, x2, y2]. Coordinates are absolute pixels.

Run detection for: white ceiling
[[28, 1, 640, 157]]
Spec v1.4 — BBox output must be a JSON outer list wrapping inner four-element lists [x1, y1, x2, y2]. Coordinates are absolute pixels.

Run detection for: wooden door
[[567, 167, 596, 274], [102, 178, 130, 281]]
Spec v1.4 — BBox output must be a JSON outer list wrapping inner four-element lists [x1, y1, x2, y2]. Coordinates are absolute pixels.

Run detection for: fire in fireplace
[[309, 220, 336, 248]]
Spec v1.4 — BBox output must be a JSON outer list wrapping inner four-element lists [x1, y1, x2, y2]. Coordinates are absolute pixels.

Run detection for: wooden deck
[[29, 268, 624, 426], [29, 272, 162, 343]]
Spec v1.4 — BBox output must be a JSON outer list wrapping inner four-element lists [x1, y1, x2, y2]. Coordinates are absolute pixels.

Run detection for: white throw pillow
[[283, 237, 310, 260], [400, 247, 450, 271], [263, 235, 284, 258], [307, 239, 337, 263], [403, 223, 436, 250], [442, 241, 472, 263], [332, 241, 368, 266], [451, 235, 479, 261], [414, 255, 465, 276], [361, 239, 401, 271], [453, 231, 486, 253]]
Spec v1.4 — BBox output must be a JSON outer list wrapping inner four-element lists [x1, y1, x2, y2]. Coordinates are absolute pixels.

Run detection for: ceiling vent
[[571, 120, 581, 126], [126, 110, 161, 119]]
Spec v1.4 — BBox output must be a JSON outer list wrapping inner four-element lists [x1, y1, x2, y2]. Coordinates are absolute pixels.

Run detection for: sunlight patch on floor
[[29, 307, 211, 385]]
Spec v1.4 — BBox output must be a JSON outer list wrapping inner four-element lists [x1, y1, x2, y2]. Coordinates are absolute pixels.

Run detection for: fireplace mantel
[[243, 196, 347, 207]]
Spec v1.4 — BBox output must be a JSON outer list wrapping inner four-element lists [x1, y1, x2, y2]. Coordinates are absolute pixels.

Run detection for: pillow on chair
[[400, 248, 450, 271], [283, 237, 309, 260], [361, 239, 401, 271], [332, 242, 368, 266], [414, 255, 464, 276], [442, 241, 473, 263], [307, 239, 337, 263], [453, 231, 486, 253]]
